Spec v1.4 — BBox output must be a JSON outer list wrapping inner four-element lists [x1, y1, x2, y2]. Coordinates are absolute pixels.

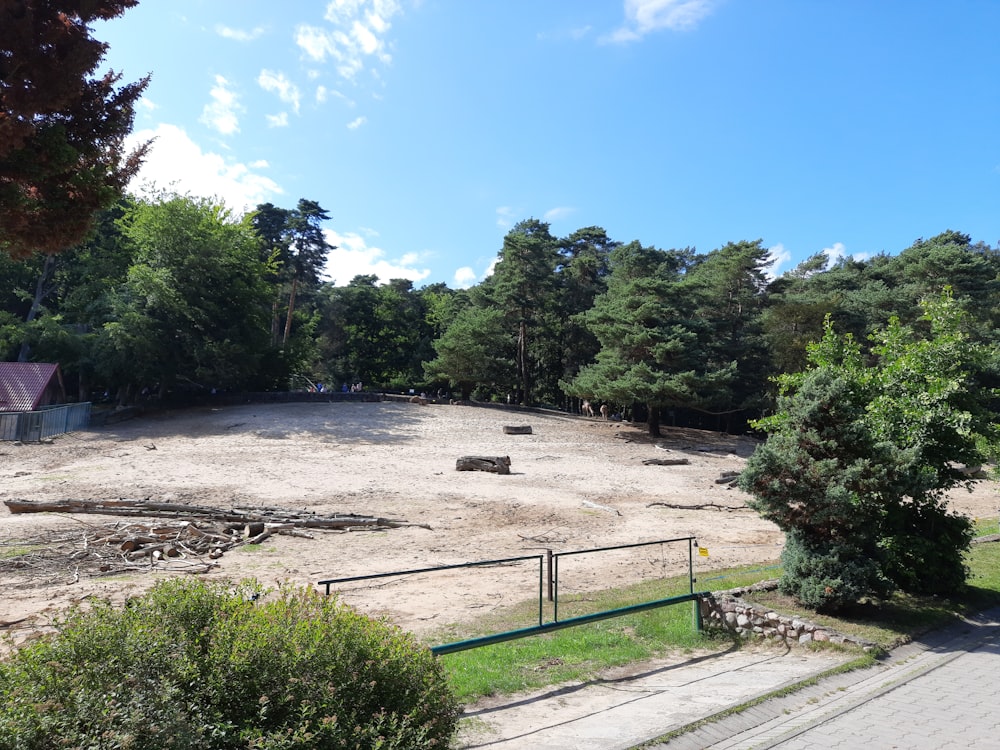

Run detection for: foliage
[[740, 291, 997, 610], [0, 578, 460, 750], [423, 306, 511, 400], [0, 1, 149, 258], [94, 193, 273, 397]]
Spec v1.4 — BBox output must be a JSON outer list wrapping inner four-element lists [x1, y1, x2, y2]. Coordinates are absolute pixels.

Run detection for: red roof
[[0, 362, 62, 412]]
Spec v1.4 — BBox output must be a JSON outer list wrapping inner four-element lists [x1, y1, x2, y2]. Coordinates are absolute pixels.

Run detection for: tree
[[95, 193, 272, 401], [0, 1, 149, 259], [250, 199, 333, 346], [566, 241, 711, 436], [423, 306, 512, 400], [739, 292, 999, 610], [476, 219, 561, 405]]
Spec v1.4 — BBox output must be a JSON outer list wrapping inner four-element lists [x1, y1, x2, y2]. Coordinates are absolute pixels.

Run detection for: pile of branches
[[1, 498, 429, 582]]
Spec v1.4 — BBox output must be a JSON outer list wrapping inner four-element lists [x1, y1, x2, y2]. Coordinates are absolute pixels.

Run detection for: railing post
[[546, 548, 553, 602]]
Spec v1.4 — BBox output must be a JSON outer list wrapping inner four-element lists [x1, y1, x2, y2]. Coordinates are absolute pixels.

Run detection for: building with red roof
[[0, 362, 67, 413]]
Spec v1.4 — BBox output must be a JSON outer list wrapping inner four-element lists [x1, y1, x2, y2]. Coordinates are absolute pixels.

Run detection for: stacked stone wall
[[699, 581, 877, 651]]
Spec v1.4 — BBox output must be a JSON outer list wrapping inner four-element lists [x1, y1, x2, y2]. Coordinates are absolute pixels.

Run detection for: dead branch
[[646, 501, 748, 512]]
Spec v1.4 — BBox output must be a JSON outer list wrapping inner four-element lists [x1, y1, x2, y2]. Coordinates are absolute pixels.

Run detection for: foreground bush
[[0, 578, 459, 749]]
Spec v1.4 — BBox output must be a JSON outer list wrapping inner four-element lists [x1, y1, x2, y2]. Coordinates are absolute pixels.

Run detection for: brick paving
[[653, 606, 1000, 750]]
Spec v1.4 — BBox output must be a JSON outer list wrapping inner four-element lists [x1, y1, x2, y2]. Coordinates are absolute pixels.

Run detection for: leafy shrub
[[0, 578, 459, 749]]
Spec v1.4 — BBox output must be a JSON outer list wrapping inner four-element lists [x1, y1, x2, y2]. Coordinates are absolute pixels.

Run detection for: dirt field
[[2, 400, 996, 642]]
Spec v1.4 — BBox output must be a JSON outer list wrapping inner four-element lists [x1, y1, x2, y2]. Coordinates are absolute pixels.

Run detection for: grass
[[435, 536, 1000, 703]]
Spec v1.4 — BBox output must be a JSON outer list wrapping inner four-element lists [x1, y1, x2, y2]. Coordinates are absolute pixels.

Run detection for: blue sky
[[98, 0, 1000, 288]]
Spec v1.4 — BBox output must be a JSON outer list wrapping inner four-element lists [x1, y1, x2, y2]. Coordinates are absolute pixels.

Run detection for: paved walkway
[[656, 606, 1000, 750], [456, 606, 1000, 749]]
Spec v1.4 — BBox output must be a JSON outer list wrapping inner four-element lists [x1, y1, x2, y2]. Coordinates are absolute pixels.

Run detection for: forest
[[3, 191, 998, 436]]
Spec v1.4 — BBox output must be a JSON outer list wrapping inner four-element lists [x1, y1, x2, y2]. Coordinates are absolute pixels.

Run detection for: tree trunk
[[17, 254, 57, 362], [282, 275, 299, 346], [517, 319, 529, 405], [646, 404, 662, 438]]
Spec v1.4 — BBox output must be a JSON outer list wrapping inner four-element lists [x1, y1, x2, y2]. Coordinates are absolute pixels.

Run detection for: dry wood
[[503, 425, 532, 435], [455, 456, 512, 474], [642, 458, 690, 466], [646, 501, 747, 512]]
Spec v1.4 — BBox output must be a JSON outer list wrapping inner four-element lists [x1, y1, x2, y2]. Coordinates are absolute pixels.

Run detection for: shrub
[[0, 578, 460, 749], [779, 531, 893, 612]]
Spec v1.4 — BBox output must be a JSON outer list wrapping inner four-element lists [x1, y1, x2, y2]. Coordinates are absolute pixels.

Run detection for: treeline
[[3, 191, 999, 433]]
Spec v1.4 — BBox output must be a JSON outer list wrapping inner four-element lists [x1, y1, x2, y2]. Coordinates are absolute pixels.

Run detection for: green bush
[[779, 531, 893, 612], [0, 579, 459, 749]]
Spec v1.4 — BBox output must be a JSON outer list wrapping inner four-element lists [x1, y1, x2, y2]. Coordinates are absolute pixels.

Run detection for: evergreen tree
[[0, 1, 148, 258]]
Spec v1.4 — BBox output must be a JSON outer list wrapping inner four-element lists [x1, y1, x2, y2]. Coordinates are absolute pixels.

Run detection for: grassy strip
[[436, 540, 1000, 702]]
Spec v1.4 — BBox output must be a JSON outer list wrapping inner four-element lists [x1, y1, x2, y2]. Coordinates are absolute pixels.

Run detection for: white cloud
[[543, 206, 575, 222], [453, 266, 478, 289], [322, 228, 431, 286], [821, 241, 870, 267], [258, 70, 301, 114], [496, 206, 517, 229], [296, 0, 402, 81], [605, 0, 716, 43], [346, 116, 367, 129], [215, 24, 265, 42], [266, 112, 290, 127], [199, 75, 242, 135], [822, 241, 848, 265], [125, 123, 283, 212], [763, 243, 791, 279], [137, 97, 157, 113]]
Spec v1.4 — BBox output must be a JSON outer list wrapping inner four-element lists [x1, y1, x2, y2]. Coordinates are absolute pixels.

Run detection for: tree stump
[[503, 425, 532, 435], [456, 456, 512, 474]]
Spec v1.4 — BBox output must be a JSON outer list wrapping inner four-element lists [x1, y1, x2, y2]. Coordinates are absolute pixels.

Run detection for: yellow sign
[[698, 547, 709, 557]]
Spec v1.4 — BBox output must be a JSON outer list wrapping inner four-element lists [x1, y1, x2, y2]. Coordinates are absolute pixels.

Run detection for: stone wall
[[699, 581, 877, 651]]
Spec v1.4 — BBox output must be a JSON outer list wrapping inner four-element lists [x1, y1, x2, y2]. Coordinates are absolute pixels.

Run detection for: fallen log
[[3, 498, 431, 531], [642, 458, 690, 466], [503, 425, 532, 435], [455, 456, 512, 474]]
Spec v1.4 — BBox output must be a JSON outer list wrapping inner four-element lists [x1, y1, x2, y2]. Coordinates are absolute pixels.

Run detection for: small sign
[[698, 547, 709, 557]]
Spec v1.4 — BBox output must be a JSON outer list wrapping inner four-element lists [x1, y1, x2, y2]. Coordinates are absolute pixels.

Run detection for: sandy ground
[[1, 400, 997, 644]]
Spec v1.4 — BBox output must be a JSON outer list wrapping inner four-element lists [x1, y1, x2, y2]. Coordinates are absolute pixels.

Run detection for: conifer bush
[[0, 578, 459, 749]]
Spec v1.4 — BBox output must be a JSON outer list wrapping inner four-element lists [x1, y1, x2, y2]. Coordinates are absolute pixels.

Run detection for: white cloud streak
[[199, 75, 242, 135], [346, 116, 367, 129], [215, 25, 265, 42], [606, 0, 716, 43]]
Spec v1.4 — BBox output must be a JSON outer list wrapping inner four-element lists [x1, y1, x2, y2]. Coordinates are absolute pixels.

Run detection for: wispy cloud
[[125, 123, 282, 211], [257, 70, 301, 114], [496, 206, 517, 229], [199, 75, 242, 135], [295, 0, 401, 81], [605, 0, 716, 43], [543, 206, 575, 222], [266, 112, 290, 128], [322, 228, 431, 286], [346, 116, 367, 129], [215, 24, 265, 42]]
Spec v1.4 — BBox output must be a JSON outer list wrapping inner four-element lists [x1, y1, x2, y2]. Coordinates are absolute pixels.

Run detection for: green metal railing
[[318, 536, 705, 655]]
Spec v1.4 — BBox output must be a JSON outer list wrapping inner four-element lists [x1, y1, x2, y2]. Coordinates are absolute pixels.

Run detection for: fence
[[318, 536, 704, 655], [0, 402, 91, 442]]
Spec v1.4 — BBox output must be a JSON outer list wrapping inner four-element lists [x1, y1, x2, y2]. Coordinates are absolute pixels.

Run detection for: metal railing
[[0, 403, 91, 442], [318, 536, 704, 655]]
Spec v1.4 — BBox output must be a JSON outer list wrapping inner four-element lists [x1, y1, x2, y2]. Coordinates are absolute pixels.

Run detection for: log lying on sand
[[3, 498, 430, 531], [642, 457, 690, 466], [455, 456, 512, 474], [503, 425, 532, 435]]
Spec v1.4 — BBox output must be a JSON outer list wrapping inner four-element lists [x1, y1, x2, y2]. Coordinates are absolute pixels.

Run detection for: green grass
[[433, 561, 777, 701], [435, 541, 1000, 702]]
